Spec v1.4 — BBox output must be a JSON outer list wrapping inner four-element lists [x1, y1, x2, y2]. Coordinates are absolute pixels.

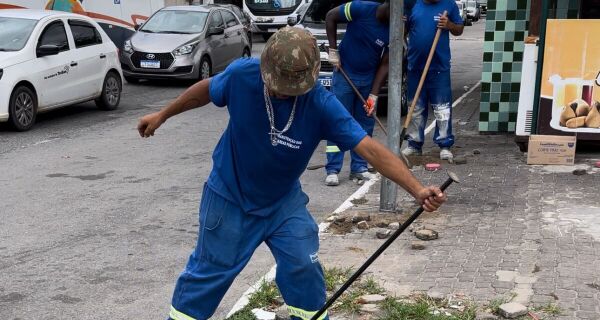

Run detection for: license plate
[[268, 28, 278, 32], [140, 60, 160, 68], [319, 77, 332, 88]]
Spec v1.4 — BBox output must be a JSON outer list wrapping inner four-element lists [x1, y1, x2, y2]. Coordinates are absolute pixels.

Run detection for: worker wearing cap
[[138, 27, 447, 320], [401, 0, 464, 161], [323, 0, 390, 187]]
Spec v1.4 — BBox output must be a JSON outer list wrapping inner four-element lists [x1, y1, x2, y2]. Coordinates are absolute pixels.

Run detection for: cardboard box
[[527, 135, 576, 165]]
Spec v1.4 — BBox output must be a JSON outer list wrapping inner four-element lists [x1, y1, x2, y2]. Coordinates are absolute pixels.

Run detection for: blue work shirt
[[337, 1, 389, 82], [208, 58, 367, 216], [404, 0, 417, 18], [407, 0, 463, 72]]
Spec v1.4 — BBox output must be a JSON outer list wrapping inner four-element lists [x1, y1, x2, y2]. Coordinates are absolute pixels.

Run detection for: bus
[[216, 0, 311, 40]]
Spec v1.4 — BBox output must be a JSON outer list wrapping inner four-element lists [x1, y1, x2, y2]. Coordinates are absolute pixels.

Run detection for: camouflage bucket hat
[[260, 26, 320, 96]]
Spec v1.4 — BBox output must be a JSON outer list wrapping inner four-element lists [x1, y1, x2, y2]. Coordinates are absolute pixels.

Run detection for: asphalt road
[[0, 20, 484, 319]]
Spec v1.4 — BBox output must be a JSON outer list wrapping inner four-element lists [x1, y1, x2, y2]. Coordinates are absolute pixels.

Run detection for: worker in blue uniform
[[137, 27, 448, 320], [323, 0, 390, 186], [402, 0, 464, 161]]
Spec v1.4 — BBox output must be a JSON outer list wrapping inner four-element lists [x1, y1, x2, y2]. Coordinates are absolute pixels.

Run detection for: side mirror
[[207, 26, 225, 36], [287, 16, 297, 26], [36, 44, 60, 57]]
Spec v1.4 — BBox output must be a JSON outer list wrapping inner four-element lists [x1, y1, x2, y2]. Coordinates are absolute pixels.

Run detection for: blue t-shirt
[[407, 0, 463, 72], [404, 0, 417, 18], [337, 1, 389, 82], [208, 58, 367, 216]]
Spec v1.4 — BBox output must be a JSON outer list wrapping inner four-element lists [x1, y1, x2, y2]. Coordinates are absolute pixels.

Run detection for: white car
[[0, 9, 123, 131]]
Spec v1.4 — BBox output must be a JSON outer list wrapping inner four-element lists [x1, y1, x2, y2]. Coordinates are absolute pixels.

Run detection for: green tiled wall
[[479, 0, 530, 132], [479, 0, 580, 132]]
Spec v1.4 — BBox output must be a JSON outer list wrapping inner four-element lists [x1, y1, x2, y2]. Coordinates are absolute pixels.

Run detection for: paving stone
[[360, 304, 380, 313], [454, 156, 468, 165], [351, 212, 371, 223], [388, 222, 400, 230], [358, 294, 386, 304], [411, 241, 426, 250], [415, 229, 438, 241], [498, 303, 528, 319], [426, 290, 446, 302], [344, 232, 363, 240], [475, 312, 498, 320], [375, 228, 391, 239], [357, 221, 369, 230], [496, 270, 518, 282]]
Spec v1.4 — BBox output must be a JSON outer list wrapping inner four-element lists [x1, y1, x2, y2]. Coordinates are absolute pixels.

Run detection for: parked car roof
[[0, 9, 83, 20], [161, 5, 212, 12]]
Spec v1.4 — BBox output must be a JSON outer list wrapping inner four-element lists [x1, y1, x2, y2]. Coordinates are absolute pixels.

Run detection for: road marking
[[228, 81, 481, 316], [33, 138, 60, 146], [424, 80, 481, 135]]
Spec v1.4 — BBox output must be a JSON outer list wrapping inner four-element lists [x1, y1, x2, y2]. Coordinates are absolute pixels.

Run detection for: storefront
[[479, 0, 600, 149]]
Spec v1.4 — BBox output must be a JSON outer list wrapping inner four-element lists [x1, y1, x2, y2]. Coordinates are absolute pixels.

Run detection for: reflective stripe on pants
[[288, 305, 328, 320]]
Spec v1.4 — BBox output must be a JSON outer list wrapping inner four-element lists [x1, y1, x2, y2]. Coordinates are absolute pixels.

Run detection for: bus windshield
[[246, 0, 302, 12]]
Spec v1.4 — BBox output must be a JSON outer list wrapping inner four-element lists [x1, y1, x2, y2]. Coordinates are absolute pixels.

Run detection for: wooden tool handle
[[338, 66, 388, 136]]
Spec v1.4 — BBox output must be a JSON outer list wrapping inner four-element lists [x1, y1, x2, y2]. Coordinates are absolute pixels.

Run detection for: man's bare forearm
[[354, 136, 424, 197], [447, 21, 464, 36], [371, 53, 389, 95], [326, 8, 341, 49], [159, 79, 212, 120]]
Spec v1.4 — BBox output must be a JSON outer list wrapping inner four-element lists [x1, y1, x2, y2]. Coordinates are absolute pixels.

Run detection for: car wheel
[[242, 47, 251, 58], [95, 71, 122, 110], [466, 18, 472, 26], [8, 85, 37, 131], [261, 33, 272, 42], [124, 76, 140, 84], [200, 57, 212, 80]]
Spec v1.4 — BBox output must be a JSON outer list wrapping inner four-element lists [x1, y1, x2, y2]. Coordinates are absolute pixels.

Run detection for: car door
[[206, 10, 228, 72], [32, 19, 78, 109], [220, 9, 244, 63], [67, 19, 108, 99]]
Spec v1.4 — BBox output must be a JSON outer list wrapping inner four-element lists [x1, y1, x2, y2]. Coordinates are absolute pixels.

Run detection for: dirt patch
[[350, 197, 369, 205], [328, 211, 413, 235], [329, 220, 354, 234], [407, 154, 445, 167]]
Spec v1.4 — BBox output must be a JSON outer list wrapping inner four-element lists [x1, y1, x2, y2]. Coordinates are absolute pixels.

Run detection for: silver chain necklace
[[263, 85, 298, 146]]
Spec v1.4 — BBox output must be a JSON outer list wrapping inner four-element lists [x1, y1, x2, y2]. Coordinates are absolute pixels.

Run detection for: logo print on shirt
[[272, 133, 303, 150], [375, 39, 385, 47]]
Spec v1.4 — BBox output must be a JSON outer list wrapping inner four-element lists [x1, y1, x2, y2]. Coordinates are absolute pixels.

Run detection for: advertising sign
[[538, 19, 600, 139]]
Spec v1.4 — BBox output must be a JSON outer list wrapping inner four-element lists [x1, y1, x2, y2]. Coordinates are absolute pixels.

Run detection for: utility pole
[[379, 0, 404, 212]]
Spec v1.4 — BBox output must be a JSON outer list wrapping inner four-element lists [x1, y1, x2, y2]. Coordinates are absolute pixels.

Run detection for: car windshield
[[246, 0, 302, 11], [141, 10, 208, 34], [303, 0, 348, 24], [0, 17, 38, 51], [466, 1, 477, 8]]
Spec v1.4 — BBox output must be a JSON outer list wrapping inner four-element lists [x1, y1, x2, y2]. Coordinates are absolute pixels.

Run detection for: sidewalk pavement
[[318, 86, 600, 319]]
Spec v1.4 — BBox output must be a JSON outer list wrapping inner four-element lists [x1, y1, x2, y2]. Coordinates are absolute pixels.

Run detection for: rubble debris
[[415, 229, 439, 241], [498, 302, 528, 319]]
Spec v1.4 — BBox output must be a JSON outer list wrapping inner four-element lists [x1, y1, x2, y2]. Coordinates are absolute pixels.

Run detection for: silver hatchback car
[[120, 5, 251, 82]]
